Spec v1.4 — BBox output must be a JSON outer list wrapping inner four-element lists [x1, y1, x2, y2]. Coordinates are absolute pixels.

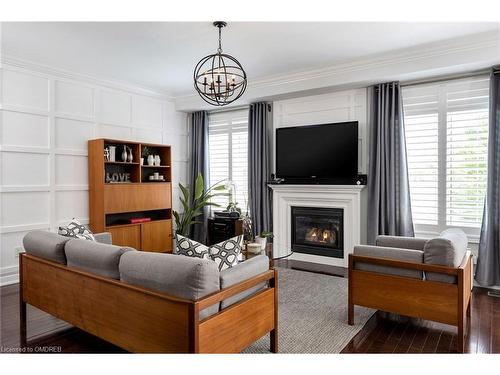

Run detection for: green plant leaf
[[179, 183, 190, 201], [194, 173, 204, 200]]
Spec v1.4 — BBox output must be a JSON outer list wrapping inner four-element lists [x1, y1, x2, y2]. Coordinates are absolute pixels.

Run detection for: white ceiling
[[2, 22, 499, 97]]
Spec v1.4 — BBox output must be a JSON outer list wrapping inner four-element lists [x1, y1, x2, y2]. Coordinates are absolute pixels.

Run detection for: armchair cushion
[[423, 228, 468, 283], [353, 245, 424, 279], [375, 235, 428, 251]]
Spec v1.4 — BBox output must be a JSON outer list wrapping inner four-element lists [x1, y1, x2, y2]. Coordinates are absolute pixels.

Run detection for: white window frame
[[402, 76, 489, 243]]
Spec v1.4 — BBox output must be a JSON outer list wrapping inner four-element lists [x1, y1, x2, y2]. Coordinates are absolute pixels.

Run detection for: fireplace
[[291, 206, 343, 258]]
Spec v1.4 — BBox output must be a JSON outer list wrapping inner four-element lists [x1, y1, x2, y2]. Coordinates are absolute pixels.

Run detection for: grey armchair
[[348, 229, 473, 352]]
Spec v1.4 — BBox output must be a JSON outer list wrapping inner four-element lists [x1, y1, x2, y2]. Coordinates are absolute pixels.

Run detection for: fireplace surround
[[269, 184, 365, 267]]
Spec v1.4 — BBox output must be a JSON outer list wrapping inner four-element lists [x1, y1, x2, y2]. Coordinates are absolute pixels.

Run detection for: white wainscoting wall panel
[[0, 63, 189, 285], [273, 88, 368, 174], [271, 89, 369, 264]]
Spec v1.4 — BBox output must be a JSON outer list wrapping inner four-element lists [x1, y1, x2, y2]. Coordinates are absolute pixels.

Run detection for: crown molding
[[175, 30, 500, 111], [3, 29, 499, 112], [1, 55, 175, 101]]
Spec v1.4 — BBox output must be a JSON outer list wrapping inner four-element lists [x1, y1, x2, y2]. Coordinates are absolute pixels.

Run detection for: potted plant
[[172, 173, 227, 236], [223, 181, 241, 217], [255, 231, 273, 250], [141, 146, 150, 166]]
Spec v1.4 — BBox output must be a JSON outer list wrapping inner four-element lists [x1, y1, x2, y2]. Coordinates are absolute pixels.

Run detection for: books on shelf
[[129, 217, 152, 224]]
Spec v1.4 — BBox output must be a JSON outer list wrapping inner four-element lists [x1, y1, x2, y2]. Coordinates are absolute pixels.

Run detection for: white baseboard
[[1, 266, 19, 286]]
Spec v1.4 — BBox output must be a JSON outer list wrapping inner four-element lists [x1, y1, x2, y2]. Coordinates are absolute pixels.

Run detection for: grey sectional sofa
[[19, 231, 278, 353]]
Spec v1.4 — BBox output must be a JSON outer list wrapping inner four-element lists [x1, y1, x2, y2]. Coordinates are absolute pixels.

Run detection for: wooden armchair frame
[[19, 253, 278, 353], [348, 251, 472, 353]]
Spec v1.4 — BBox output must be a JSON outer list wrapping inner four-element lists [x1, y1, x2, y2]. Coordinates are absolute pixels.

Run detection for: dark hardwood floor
[[1, 259, 499, 353]]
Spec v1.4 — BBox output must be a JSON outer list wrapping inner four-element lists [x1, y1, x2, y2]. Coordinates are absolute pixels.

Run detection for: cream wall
[[0, 62, 188, 285]]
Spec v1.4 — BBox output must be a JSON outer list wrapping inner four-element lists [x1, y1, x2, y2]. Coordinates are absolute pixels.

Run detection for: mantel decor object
[[193, 21, 247, 106]]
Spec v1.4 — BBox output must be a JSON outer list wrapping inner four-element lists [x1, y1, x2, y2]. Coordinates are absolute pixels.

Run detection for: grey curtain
[[189, 111, 209, 243], [248, 102, 272, 236], [476, 66, 500, 286], [367, 82, 414, 244]]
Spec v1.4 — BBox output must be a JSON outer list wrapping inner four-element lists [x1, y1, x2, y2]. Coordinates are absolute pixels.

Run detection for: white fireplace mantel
[[269, 184, 365, 268]]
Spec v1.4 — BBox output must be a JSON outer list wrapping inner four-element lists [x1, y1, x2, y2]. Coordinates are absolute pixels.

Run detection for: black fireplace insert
[[291, 206, 343, 258]]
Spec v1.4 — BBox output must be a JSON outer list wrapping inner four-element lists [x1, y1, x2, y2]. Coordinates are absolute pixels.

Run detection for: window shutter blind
[[402, 76, 489, 235], [445, 79, 489, 228], [208, 109, 249, 212], [402, 86, 440, 225]]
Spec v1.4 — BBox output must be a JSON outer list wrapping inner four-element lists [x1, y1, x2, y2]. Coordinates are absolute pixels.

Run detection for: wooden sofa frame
[[19, 253, 278, 353], [348, 251, 472, 353]]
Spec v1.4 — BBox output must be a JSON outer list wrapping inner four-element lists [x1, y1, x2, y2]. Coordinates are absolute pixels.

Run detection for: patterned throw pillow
[[58, 219, 95, 241], [209, 235, 243, 271], [174, 233, 210, 260]]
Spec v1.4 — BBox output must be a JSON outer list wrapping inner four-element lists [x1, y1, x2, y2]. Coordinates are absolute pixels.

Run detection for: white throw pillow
[[174, 233, 210, 260], [58, 219, 95, 241], [209, 235, 243, 271]]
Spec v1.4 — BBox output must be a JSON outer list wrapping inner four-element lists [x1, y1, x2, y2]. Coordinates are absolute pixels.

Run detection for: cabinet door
[[141, 220, 172, 253], [107, 225, 141, 249], [104, 183, 171, 213]]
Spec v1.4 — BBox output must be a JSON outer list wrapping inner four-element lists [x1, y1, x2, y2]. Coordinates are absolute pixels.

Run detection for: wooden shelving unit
[[88, 138, 173, 253]]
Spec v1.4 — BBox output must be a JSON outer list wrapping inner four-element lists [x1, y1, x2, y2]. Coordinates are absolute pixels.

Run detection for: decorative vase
[[108, 146, 116, 162], [147, 155, 155, 166], [154, 155, 161, 166], [127, 147, 133, 163], [121, 146, 127, 162], [255, 236, 267, 250]]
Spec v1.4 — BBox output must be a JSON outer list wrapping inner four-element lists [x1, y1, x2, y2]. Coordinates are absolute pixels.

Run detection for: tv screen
[[276, 121, 358, 183]]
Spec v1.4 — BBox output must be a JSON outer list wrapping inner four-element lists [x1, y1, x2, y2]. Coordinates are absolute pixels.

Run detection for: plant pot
[[140, 157, 144, 165], [255, 236, 267, 250], [246, 242, 262, 254]]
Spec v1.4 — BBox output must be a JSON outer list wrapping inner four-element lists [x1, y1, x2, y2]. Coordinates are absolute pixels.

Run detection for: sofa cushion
[[354, 245, 424, 279], [423, 228, 468, 283], [219, 255, 269, 309], [119, 252, 220, 319], [174, 233, 210, 259], [23, 230, 71, 264], [209, 235, 243, 271], [58, 219, 95, 241], [65, 239, 134, 279], [93, 232, 112, 245]]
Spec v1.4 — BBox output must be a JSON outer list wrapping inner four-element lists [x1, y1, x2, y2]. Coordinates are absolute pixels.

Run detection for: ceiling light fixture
[[193, 21, 247, 106]]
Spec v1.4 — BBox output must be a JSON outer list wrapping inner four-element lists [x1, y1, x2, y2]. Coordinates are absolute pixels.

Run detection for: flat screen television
[[275, 121, 358, 184]]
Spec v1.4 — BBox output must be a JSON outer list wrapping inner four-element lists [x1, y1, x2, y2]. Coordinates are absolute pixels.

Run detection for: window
[[208, 109, 249, 212], [402, 76, 489, 239]]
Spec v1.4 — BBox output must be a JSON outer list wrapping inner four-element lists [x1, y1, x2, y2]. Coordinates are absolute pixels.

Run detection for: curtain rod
[[401, 69, 490, 88]]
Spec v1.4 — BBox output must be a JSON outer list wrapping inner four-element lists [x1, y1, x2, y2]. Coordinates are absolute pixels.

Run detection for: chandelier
[[193, 21, 247, 106]]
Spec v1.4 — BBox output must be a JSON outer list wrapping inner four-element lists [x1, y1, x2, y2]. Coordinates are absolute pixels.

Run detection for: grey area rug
[[244, 267, 375, 353]]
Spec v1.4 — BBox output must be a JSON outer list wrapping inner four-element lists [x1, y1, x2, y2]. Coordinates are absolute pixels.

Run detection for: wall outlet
[[15, 246, 25, 258]]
